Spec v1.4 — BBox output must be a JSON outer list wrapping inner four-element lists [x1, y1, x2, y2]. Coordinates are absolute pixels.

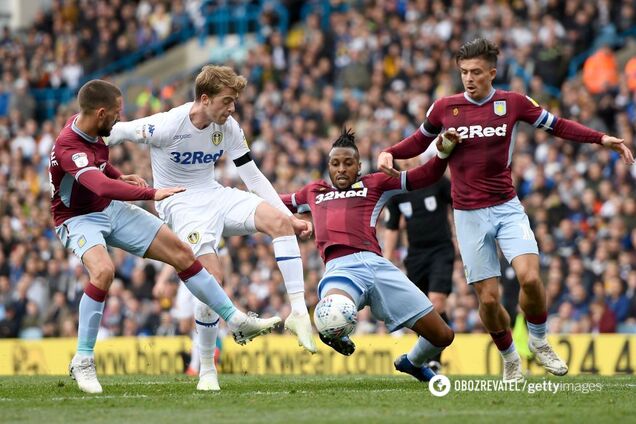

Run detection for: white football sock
[[272, 236, 308, 314], [407, 337, 443, 367], [195, 302, 220, 376], [189, 329, 200, 372]]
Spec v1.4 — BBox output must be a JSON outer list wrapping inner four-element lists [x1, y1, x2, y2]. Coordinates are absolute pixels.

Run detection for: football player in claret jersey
[[107, 65, 316, 391], [281, 128, 456, 382], [51, 80, 280, 394], [377, 38, 635, 381]]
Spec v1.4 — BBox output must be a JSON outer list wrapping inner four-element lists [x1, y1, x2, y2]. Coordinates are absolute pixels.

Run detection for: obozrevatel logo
[[428, 374, 451, 397]]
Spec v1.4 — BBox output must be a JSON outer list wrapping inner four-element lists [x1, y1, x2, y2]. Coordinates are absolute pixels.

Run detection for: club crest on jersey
[[494, 101, 506, 116], [71, 152, 88, 168], [212, 131, 223, 146], [398, 202, 413, 218], [452, 107, 459, 116], [424, 196, 437, 211], [187, 232, 200, 244]]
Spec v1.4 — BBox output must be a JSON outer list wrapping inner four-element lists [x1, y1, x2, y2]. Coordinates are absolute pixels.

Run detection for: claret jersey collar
[[71, 117, 99, 143], [464, 87, 496, 106]]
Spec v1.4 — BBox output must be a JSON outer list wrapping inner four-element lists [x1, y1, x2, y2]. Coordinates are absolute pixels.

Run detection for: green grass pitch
[[0, 375, 633, 423]]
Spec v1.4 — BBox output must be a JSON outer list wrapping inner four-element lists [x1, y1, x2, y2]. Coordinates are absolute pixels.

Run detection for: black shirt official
[[384, 176, 454, 295]]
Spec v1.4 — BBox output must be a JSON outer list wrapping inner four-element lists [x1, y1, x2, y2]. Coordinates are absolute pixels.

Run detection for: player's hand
[[291, 215, 313, 240], [154, 187, 185, 201], [436, 129, 461, 159], [602, 135, 635, 165], [120, 174, 148, 187], [377, 151, 400, 178]]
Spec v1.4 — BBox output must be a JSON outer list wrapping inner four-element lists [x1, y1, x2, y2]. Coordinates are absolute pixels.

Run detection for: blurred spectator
[[590, 298, 617, 333], [582, 44, 619, 95]]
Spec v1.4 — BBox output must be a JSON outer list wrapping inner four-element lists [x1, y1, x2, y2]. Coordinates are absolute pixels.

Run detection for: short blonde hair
[[195, 65, 247, 99]]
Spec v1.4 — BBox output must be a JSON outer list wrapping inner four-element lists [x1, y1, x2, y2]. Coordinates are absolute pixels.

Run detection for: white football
[[313, 294, 358, 338]]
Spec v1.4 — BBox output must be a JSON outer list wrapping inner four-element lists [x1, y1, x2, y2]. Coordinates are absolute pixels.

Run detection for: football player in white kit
[[107, 65, 317, 390]]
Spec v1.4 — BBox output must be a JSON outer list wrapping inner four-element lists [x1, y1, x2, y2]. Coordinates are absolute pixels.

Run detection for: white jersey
[[109, 102, 249, 191]]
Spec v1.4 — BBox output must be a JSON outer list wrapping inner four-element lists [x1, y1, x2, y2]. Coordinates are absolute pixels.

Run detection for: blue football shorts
[[454, 196, 539, 284], [317, 251, 434, 332], [55, 200, 164, 260]]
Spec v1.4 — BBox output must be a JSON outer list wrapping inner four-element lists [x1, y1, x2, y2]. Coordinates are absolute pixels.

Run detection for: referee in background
[[383, 156, 454, 373]]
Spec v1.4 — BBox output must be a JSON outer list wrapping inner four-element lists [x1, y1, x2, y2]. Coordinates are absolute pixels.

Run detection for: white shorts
[[156, 186, 263, 256]]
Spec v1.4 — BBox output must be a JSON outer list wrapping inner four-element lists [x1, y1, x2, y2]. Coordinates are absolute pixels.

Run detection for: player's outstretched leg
[[194, 302, 221, 391], [490, 329, 524, 382], [528, 341, 568, 376], [256, 204, 317, 353], [514, 255, 568, 376], [474, 278, 525, 381], [319, 333, 356, 356], [69, 354, 102, 394], [70, 247, 113, 394], [145, 226, 282, 345], [272, 235, 317, 353], [394, 354, 436, 382], [284, 306, 317, 353], [396, 309, 454, 382], [229, 311, 281, 344]]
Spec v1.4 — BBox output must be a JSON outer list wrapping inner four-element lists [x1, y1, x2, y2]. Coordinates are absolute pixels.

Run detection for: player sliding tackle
[[50, 80, 280, 394], [280, 128, 457, 382], [377, 38, 635, 381], [107, 65, 316, 391]]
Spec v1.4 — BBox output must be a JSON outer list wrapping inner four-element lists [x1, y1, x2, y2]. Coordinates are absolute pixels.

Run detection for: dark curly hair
[[331, 127, 358, 154]]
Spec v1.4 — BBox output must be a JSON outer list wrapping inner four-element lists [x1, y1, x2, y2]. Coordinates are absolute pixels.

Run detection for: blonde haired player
[[107, 65, 317, 391]]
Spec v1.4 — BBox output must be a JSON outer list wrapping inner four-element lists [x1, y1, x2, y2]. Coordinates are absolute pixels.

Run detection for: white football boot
[[229, 311, 281, 345], [502, 357, 524, 382], [529, 339, 569, 376], [284, 310, 317, 353], [197, 370, 220, 391], [69, 355, 103, 394]]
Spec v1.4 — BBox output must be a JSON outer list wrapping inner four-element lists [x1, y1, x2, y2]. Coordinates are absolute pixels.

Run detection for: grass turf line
[[0, 375, 632, 424]]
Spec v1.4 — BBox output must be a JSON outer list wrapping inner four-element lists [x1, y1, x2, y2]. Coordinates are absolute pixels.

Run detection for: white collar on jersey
[[463, 87, 496, 106], [71, 117, 99, 143]]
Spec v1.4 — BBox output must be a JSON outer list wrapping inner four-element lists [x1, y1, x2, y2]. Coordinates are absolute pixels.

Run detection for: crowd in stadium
[[1, 0, 636, 342]]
